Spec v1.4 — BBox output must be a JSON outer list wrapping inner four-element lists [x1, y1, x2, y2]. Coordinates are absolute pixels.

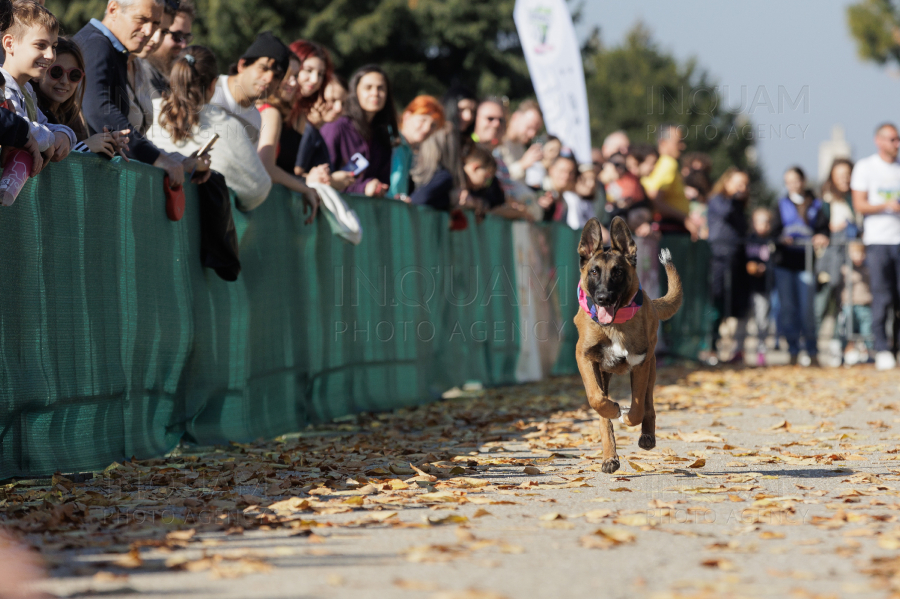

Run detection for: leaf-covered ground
[[3, 364, 900, 599]]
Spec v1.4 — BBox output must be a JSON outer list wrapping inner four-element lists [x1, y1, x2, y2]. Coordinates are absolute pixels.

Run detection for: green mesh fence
[[658, 235, 715, 359], [0, 154, 711, 479]]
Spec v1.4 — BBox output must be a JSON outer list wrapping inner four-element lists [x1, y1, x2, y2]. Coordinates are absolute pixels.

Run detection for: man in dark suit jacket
[[73, 0, 204, 187]]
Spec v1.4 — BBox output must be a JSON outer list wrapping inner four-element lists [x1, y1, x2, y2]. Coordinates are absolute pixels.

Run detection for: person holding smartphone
[[147, 46, 274, 212], [321, 65, 397, 196]]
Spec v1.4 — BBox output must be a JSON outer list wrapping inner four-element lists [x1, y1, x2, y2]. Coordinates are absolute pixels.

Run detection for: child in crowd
[[538, 152, 577, 223], [33, 37, 130, 158], [745, 207, 774, 366], [460, 143, 497, 219], [840, 241, 874, 365], [0, 0, 76, 163]]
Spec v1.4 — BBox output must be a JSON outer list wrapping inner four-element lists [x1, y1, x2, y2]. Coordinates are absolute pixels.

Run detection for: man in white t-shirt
[[850, 122, 900, 370], [209, 31, 290, 146]]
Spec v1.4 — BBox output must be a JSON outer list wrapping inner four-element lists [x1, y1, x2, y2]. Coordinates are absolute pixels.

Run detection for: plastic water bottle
[[0, 148, 33, 207]]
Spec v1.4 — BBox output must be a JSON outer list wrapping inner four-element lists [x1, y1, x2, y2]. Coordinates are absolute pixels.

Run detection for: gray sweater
[[148, 99, 272, 211]]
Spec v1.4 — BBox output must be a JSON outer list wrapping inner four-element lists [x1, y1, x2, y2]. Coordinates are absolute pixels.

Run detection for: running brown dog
[[575, 216, 683, 474]]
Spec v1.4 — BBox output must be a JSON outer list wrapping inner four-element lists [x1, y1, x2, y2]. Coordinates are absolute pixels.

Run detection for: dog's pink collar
[[577, 283, 643, 325]]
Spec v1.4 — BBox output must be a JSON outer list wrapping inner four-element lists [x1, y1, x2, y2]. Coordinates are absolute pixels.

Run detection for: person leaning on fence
[[537, 151, 579, 224], [141, 0, 194, 99], [458, 142, 497, 219], [389, 95, 444, 201], [296, 73, 346, 188], [125, 0, 173, 137], [707, 167, 752, 364], [771, 166, 830, 366], [147, 47, 272, 211], [0, 0, 52, 175], [280, 40, 333, 185], [321, 64, 397, 197], [498, 99, 544, 183], [0, 0, 75, 166], [254, 38, 324, 222], [73, 0, 205, 187], [33, 37, 130, 158], [471, 98, 538, 221], [850, 123, 900, 371]]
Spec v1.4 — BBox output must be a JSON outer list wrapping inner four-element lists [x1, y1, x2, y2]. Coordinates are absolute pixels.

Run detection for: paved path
[[6, 364, 900, 599]]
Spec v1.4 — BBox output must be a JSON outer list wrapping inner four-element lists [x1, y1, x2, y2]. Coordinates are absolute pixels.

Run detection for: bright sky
[[575, 0, 899, 191]]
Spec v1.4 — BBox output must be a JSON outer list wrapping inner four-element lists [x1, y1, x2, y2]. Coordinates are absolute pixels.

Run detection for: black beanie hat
[[240, 31, 292, 75]]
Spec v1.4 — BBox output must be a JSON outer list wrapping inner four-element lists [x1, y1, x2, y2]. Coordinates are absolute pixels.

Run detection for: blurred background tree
[[846, 0, 900, 65], [583, 23, 769, 202]]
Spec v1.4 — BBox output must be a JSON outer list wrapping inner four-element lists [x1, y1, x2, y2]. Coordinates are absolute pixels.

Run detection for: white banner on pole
[[513, 0, 591, 164]]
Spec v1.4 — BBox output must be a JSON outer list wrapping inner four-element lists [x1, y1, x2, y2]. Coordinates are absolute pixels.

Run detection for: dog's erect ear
[[578, 218, 603, 262], [609, 216, 637, 265]]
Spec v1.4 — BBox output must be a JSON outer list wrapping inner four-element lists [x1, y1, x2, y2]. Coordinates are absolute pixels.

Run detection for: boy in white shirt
[[0, 0, 75, 162], [850, 122, 900, 370]]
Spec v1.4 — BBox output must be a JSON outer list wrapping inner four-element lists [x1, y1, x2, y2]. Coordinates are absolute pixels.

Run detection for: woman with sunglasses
[[34, 38, 130, 159]]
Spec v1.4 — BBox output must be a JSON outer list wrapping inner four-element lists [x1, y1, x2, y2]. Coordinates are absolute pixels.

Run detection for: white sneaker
[[844, 348, 860, 366], [875, 351, 897, 371]]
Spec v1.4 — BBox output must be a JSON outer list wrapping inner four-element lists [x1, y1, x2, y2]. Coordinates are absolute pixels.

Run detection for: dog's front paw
[[638, 434, 656, 450], [601, 458, 620, 474]]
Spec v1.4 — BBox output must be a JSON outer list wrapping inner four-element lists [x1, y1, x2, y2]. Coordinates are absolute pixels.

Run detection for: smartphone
[[341, 152, 369, 176], [196, 133, 219, 157]]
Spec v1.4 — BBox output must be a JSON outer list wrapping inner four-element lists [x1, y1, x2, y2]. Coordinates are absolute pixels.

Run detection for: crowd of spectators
[[1, 0, 899, 370], [698, 124, 900, 372]]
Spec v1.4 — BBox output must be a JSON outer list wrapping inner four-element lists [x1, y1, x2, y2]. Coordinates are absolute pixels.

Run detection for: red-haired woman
[[389, 95, 445, 199]]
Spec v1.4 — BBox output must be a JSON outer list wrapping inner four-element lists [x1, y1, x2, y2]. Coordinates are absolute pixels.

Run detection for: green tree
[[846, 0, 900, 65], [584, 23, 768, 202]]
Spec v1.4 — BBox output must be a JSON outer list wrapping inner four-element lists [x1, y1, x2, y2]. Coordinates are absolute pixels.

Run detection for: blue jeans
[[865, 244, 900, 353], [774, 267, 818, 356]]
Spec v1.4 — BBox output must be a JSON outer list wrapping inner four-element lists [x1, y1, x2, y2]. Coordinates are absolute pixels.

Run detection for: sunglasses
[[48, 65, 84, 83], [167, 30, 194, 45]]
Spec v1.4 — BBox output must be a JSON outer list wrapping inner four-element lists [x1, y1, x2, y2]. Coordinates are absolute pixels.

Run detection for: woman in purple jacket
[[320, 65, 397, 196]]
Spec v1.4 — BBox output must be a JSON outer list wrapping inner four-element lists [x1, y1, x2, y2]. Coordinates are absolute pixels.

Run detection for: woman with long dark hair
[[771, 166, 830, 365], [321, 65, 397, 196]]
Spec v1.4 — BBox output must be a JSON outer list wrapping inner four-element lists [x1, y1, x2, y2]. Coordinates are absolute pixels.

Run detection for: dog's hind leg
[[638, 356, 657, 450], [621, 359, 652, 428]]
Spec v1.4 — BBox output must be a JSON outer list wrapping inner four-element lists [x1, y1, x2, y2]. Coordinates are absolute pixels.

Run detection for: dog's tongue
[[595, 306, 616, 324]]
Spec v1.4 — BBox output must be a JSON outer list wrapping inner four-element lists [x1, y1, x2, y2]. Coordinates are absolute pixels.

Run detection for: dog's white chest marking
[[606, 341, 646, 368]]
